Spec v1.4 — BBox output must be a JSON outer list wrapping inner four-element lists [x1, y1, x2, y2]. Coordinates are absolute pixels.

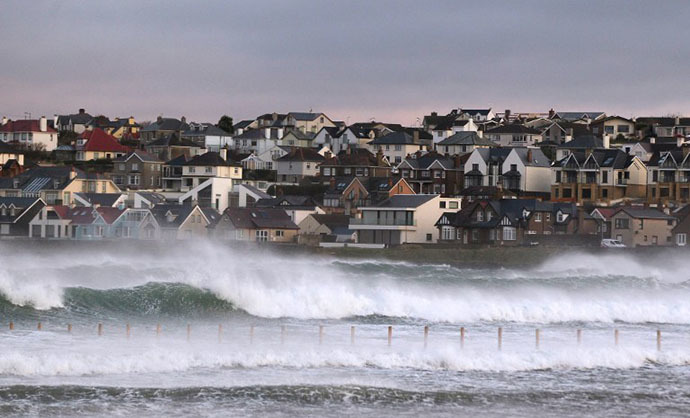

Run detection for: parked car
[[601, 239, 626, 248]]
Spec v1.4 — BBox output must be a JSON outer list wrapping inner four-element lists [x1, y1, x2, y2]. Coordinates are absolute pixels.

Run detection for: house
[[27, 204, 73, 239], [671, 204, 690, 246], [328, 122, 403, 153], [550, 111, 606, 122], [75, 128, 130, 161], [484, 124, 543, 147], [210, 207, 298, 242], [463, 147, 551, 196], [232, 126, 282, 154], [349, 194, 462, 246], [140, 116, 190, 143], [73, 192, 127, 208], [0, 117, 58, 151], [590, 116, 636, 140], [279, 129, 317, 148], [54, 109, 93, 133], [551, 149, 647, 205], [555, 134, 607, 161], [436, 199, 578, 245], [0, 142, 24, 176], [636, 117, 690, 138], [529, 120, 591, 145], [367, 131, 428, 165], [107, 117, 141, 139], [645, 148, 690, 204], [286, 112, 336, 134], [0, 166, 120, 205], [178, 151, 243, 212], [162, 155, 187, 191], [112, 150, 164, 190], [397, 151, 465, 196], [254, 195, 324, 224], [311, 127, 342, 150], [133, 191, 167, 209], [145, 133, 204, 162], [181, 123, 232, 151], [319, 148, 391, 178], [435, 131, 495, 155], [298, 213, 355, 244], [458, 108, 495, 122], [322, 176, 414, 215], [620, 136, 680, 163], [609, 207, 675, 247], [422, 111, 479, 144], [0, 197, 45, 238], [275, 147, 325, 183], [151, 204, 219, 240]]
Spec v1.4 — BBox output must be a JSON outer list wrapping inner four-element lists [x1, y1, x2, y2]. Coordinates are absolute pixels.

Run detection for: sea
[[1, 242, 690, 417]]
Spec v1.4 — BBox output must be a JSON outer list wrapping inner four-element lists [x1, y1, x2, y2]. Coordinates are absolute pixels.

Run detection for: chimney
[[219, 148, 228, 161], [650, 136, 656, 144], [376, 148, 384, 165], [675, 116, 681, 126], [527, 149, 533, 163], [388, 177, 393, 187], [602, 134, 610, 149], [677, 135, 684, 148], [431, 112, 438, 117], [272, 112, 278, 121], [79, 108, 85, 115], [277, 127, 284, 138], [157, 115, 163, 123], [549, 108, 555, 119], [324, 150, 332, 160], [454, 154, 462, 168], [413, 130, 419, 143], [264, 128, 271, 139], [39, 116, 47, 132], [1, 116, 7, 126], [504, 109, 511, 121], [70, 167, 77, 179], [180, 116, 186, 124]]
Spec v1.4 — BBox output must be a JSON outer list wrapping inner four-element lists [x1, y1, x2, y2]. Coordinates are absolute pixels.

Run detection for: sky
[[1, 0, 689, 125]]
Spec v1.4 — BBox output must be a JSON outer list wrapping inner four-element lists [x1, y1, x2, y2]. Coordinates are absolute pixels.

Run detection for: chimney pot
[[39, 116, 47, 132], [79, 108, 85, 114]]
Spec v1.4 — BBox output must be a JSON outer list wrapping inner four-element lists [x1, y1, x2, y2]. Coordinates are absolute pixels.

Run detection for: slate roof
[[400, 152, 458, 170], [371, 194, 437, 208], [288, 112, 323, 121], [485, 124, 542, 135], [440, 199, 577, 228], [511, 148, 551, 167], [558, 135, 604, 149], [182, 125, 229, 137], [0, 197, 42, 223], [5, 166, 84, 191], [473, 147, 513, 164], [220, 207, 298, 229], [74, 193, 124, 207], [56, 111, 93, 126], [114, 150, 162, 163], [616, 207, 675, 220], [150, 204, 199, 228], [438, 131, 495, 146], [276, 147, 325, 162], [233, 120, 253, 130], [553, 149, 634, 169], [0, 120, 57, 133], [147, 133, 200, 148], [369, 131, 421, 145], [255, 195, 319, 210], [309, 214, 351, 230], [183, 151, 239, 167], [233, 128, 281, 140], [552, 112, 605, 121], [141, 118, 189, 132], [321, 148, 388, 167]]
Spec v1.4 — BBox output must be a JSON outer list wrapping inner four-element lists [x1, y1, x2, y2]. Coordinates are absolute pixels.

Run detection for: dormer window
[[53, 180, 60, 189], [476, 210, 484, 222]]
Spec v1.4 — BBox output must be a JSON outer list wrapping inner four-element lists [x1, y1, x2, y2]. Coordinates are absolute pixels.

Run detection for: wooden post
[[37, 322, 42, 331], [657, 329, 661, 351], [387, 326, 392, 346], [9, 322, 13, 331], [424, 325, 429, 349], [67, 323, 72, 333], [460, 327, 465, 349], [156, 323, 161, 337], [98, 323, 103, 336], [218, 324, 222, 343], [249, 325, 254, 344], [614, 329, 619, 346], [577, 329, 582, 345], [319, 325, 324, 345], [535, 329, 540, 350], [186, 324, 191, 341], [497, 327, 503, 351], [126, 323, 130, 339], [350, 326, 355, 345], [281, 325, 286, 344]]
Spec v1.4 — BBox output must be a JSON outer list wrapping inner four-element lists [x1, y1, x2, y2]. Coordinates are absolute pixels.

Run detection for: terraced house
[[551, 149, 647, 205], [646, 148, 690, 205]]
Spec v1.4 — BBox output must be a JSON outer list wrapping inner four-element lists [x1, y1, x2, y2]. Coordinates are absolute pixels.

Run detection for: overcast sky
[[1, 0, 689, 125]]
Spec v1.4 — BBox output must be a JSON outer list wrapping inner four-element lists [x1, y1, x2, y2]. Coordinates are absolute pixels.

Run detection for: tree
[[217, 115, 234, 134]]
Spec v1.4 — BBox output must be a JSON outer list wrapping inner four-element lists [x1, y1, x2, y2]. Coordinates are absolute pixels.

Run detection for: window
[[128, 175, 140, 186], [618, 125, 630, 133], [677, 233, 687, 246], [132, 163, 138, 171], [275, 230, 284, 237], [344, 168, 351, 175], [426, 233, 433, 242], [652, 236, 658, 245], [604, 126, 615, 134], [434, 170, 442, 178], [440, 201, 446, 209], [614, 218, 629, 229], [449, 202, 458, 209], [394, 156, 402, 164], [503, 227, 516, 241], [189, 167, 196, 173], [323, 168, 331, 176], [256, 230, 268, 242], [602, 171, 608, 183], [118, 163, 125, 171], [476, 211, 484, 221], [205, 167, 212, 173], [534, 213, 542, 222]]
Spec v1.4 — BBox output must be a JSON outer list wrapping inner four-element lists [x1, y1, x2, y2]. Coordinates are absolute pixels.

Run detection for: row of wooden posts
[[7, 322, 665, 350]]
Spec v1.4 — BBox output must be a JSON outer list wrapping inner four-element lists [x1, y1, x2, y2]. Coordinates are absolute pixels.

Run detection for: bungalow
[[210, 207, 298, 242], [298, 213, 355, 244], [350, 194, 462, 246], [609, 207, 675, 247], [0, 197, 45, 238]]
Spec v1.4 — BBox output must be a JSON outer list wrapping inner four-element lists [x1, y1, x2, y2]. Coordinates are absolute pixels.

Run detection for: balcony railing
[[350, 218, 417, 226]]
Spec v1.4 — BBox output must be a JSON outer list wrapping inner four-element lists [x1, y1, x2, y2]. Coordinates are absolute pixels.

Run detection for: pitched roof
[[183, 151, 238, 167], [114, 150, 162, 163], [147, 133, 200, 148], [309, 214, 351, 229], [438, 131, 495, 146], [321, 148, 389, 167], [510, 148, 551, 167], [79, 128, 130, 153], [141, 118, 189, 132], [369, 131, 421, 145], [371, 194, 436, 208], [0, 120, 57, 133], [276, 147, 325, 162], [255, 195, 318, 210], [220, 207, 298, 229], [616, 207, 675, 220], [288, 112, 324, 121], [558, 135, 604, 149], [74, 193, 124, 207], [485, 124, 541, 135]]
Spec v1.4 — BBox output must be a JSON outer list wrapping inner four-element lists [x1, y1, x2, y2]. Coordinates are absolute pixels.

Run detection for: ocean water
[[1, 242, 690, 417]]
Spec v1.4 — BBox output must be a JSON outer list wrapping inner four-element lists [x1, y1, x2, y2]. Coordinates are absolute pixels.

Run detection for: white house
[[500, 148, 552, 195], [0, 117, 58, 151], [274, 148, 326, 183], [349, 194, 462, 246], [485, 124, 543, 147]]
